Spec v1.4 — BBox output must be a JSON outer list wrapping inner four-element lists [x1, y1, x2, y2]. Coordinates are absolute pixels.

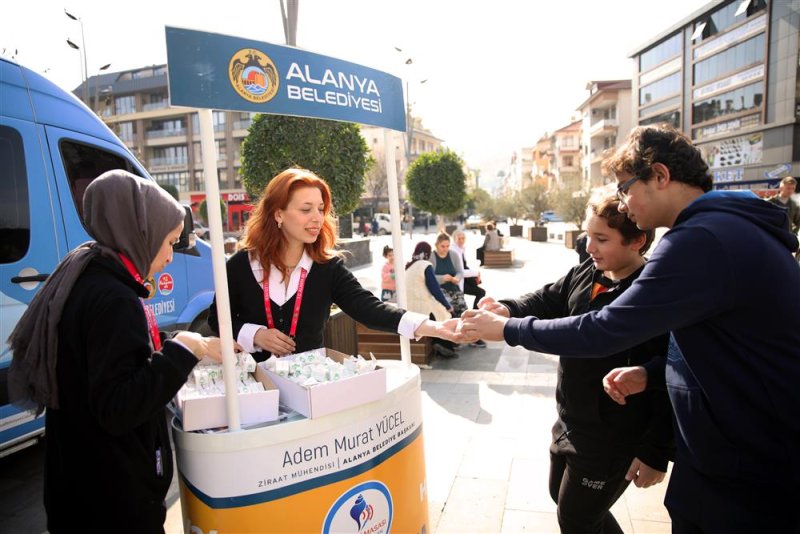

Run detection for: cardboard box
[[175, 364, 280, 431], [261, 348, 387, 419]]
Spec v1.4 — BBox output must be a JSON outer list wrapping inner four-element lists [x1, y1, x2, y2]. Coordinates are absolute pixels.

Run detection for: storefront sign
[[701, 132, 763, 169]]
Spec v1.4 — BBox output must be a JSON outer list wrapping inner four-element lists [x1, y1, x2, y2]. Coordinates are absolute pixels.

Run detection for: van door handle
[[11, 274, 50, 283]]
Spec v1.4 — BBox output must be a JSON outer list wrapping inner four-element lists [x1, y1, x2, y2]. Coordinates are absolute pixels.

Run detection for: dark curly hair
[[602, 124, 712, 192], [590, 196, 654, 256]]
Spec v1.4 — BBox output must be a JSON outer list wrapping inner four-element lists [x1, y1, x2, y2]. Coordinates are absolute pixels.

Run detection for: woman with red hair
[[209, 168, 455, 360]]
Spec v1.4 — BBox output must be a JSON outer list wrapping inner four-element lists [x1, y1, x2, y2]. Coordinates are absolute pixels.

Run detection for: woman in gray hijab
[[7, 169, 221, 534]]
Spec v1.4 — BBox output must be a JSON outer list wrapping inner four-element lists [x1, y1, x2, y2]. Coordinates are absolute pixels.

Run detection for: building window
[[114, 95, 136, 115], [216, 140, 227, 162], [118, 121, 135, 141], [563, 155, 574, 167], [640, 110, 681, 129], [151, 145, 188, 166], [147, 118, 185, 138], [153, 172, 190, 192], [694, 34, 765, 86], [640, 96, 681, 118], [639, 33, 682, 73], [692, 82, 764, 125], [212, 111, 226, 132], [693, 0, 768, 43], [640, 71, 681, 106]]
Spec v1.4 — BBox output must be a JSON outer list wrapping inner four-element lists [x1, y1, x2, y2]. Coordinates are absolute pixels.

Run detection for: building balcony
[[142, 101, 168, 112], [589, 119, 618, 137], [232, 120, 253, 132], [149, 157, 188, 172], [146, 128, 187, 139]]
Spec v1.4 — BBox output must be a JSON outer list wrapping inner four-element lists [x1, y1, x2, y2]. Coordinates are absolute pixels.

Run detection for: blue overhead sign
[[165, 26, 406, 131]]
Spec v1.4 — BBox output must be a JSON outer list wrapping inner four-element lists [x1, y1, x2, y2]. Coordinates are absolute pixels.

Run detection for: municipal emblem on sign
[[158, 273, 174, 296], [229, 48, 279, 103]]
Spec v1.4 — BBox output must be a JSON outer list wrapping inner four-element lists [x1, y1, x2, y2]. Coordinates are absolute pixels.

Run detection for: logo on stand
[[228, 48, 279, 103], [323, 481, 392, 534]]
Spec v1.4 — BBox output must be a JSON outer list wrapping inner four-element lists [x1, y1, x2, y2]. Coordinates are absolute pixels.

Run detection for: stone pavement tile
[[500, 509, 560, 533], [436, 477, 508, 533], [457, 436, 515, 481], [610, 497, 634, 532], [495, 353, 530, 373], [630, 519, 672, 533], [505, 457, 555, 513], [623, 465, 671, 523], [459, 370, 507, 385]]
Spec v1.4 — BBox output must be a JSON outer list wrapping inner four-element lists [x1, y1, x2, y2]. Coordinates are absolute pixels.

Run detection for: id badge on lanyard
[[263, 267, 307, 338], [118, 253, 162, 351]]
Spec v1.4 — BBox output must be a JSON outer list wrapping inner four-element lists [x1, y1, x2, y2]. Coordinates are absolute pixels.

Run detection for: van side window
[[0, 126, 29, 264], [60, 140, 141, 221]]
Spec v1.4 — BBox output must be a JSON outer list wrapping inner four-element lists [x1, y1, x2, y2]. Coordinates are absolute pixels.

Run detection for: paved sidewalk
[[420, 344, 672, 533]]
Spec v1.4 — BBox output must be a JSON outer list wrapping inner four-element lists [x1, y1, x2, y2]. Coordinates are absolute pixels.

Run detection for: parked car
[[465, 214, 485, 229], [539, 210, 563, 223], [373, 213, 391, 235], [193, 221, 209, 239]]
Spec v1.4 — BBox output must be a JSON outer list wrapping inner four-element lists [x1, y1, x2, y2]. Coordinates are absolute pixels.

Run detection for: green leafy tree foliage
[[405, 150, 467, 219], [520, 184, 550, 221], [471, 188, 495, 219], [495, 193, 526, 225], [240, 115, 370, 215], [553, 187, 590, 230], [158, 183, 180, 201], [199, 199, 227, 227]]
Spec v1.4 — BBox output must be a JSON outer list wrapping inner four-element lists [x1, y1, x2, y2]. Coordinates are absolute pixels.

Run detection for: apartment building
[[82, 63, 256, 230], [631, 0, 798, 190], [552, 120, 583, 190], [577, 80, 633, 188]]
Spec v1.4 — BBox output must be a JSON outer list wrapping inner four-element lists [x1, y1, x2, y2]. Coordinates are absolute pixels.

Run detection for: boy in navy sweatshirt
[[460, 125, 800, 533]]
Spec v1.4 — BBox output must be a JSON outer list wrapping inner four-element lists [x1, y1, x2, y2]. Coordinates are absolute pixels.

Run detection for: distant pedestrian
[[766, 176, 800, 235], [380, 245, 396, 303], [405, 241, 456, 359], [371, 217, 379, 236], [575, 231, 589, 263]]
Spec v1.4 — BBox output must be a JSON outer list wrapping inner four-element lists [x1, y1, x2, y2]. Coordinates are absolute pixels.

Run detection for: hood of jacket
[[677, 190, 798, 253]]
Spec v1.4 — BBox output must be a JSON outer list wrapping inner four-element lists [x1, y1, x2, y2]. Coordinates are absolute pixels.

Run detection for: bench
[[483, 249, 514, 268], [355, 323, 432, 365]]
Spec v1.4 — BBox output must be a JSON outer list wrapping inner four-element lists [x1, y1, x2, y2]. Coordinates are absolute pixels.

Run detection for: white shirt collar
[[249, 250, 313, 306]]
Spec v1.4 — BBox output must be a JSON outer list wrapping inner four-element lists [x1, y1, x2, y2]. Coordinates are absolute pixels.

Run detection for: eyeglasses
[[616, 175, 641, 204]]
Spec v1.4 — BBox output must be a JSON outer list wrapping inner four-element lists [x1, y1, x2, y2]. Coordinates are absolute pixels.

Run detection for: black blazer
[[209, 250, 405, 360]]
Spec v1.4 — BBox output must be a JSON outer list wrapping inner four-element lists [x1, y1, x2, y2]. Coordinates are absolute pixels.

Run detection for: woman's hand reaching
[[254, 327, 296, 356]]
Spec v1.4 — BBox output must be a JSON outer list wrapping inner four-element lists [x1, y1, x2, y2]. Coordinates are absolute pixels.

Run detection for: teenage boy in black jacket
[[479, 196, 672, 534]]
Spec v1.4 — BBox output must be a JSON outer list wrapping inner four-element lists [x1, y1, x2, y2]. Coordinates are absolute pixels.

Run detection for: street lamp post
[[65, 9, 88, 104], [90, 63, 111, 113]]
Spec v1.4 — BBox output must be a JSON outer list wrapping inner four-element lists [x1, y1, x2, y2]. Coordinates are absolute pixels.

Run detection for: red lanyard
[[118, 253, 162, 351], [263, 267, 307, 338]]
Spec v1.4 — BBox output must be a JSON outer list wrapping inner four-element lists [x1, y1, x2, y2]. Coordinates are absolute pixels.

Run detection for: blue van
[[0, 58, 216, 456]]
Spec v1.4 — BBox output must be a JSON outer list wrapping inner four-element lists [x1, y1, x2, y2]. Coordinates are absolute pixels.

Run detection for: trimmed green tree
[[471, 188, 495, 220], [405, 150, 467, 230], [240, 114, 370, 216], [199, 199, 227, 228], [520, 184, 551, 222], [553, 187, 590, 230], [158, 183, 180, 201]]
